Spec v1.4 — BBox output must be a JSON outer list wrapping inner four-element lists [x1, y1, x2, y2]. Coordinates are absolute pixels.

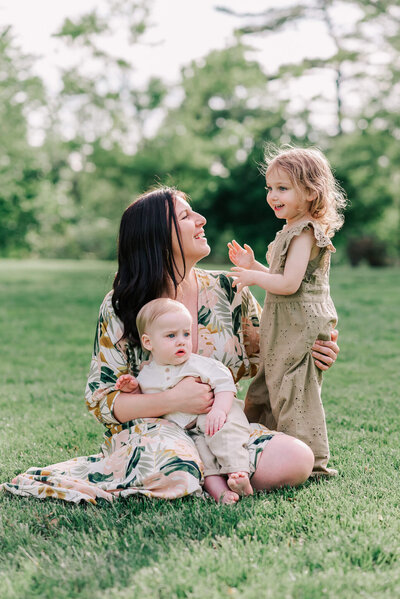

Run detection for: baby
[[116, 298, 253, 503]]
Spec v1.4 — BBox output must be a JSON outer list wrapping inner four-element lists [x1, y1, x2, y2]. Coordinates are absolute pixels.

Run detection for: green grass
[[0, 260, 399, 599]]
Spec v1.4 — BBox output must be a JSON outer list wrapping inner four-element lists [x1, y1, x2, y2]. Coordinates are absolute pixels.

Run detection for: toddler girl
[[228, 146, 346, 476], [116, 297, 253, 503]]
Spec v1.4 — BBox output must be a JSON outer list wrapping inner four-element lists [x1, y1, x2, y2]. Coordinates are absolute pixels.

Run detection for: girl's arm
[[229, 230, 314, 295]]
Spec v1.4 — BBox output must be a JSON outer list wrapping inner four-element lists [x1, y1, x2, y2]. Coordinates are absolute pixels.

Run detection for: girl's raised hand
[[227, 240, 255, 269]]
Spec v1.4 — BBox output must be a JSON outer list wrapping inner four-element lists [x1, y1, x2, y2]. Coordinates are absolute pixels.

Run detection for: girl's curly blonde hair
[[263, 145, 347, 236]]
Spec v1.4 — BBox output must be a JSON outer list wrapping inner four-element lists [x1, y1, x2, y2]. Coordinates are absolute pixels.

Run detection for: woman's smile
[[194, 229, 207, 242], [173, 196, 210, 262]]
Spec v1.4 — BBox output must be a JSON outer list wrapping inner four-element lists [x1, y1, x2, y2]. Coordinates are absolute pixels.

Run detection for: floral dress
[[2, 269, 276, 504]]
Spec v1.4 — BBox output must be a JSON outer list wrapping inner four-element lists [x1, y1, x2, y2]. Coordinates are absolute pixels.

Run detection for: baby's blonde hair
[[136, 298, 192, 343], [264, 145, 347, 236]]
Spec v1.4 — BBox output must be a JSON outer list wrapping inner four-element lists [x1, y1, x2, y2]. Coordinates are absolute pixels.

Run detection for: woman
[[2, 188, 339, 504]]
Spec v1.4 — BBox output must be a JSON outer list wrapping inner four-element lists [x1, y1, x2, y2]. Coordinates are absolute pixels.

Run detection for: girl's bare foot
[[203, 474, 239, 504], [227, 472, 253, 496]]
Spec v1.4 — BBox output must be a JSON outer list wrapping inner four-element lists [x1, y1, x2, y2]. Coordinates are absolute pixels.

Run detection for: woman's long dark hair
[[112, 187, 186, 345]]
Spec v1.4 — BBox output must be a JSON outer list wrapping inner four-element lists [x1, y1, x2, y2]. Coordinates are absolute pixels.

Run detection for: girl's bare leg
[[251, 434, 314, 491], [203, 475, 239, 504]]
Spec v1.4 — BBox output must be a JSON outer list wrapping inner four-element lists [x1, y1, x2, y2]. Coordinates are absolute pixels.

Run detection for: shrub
[[347, 236, 388, 267]]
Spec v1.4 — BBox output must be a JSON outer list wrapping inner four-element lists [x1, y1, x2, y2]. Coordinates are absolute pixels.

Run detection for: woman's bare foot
[[227, 472, 253, 496], [203, 475, 239, 504]]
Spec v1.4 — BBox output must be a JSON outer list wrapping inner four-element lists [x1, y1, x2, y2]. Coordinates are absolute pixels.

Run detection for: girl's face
[[172, 195, 210, 265], [266, 168, 315, 225]]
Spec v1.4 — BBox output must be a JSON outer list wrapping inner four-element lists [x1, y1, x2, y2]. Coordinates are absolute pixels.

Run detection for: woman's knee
[[252, 434, 314, 491], [284, 437, 314, 486]]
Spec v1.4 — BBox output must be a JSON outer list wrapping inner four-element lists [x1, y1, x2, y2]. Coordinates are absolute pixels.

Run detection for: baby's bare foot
[[227, 472, 253, 496], [219, 490, 239, 504], [203, 474, 240, 505]]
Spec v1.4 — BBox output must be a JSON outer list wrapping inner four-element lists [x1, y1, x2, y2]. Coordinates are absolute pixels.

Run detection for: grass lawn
[[0, 260, 399, 599]]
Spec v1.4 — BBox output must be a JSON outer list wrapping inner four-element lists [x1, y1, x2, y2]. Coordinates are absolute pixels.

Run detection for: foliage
[[0, 1, 399, 261], [25, 0, 164, 260], [129, 42, 320, 260], [347, 236, 388, 267], [0, 28, 46, 256]]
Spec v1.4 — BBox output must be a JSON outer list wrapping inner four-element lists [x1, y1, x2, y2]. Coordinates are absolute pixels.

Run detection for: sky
[[0, 0, 261, 87], [0, 0, 344, 86], [0, 0, 361, 138]]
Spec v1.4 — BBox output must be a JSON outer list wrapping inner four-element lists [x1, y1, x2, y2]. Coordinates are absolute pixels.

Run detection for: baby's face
[[142, 310, 193, 366]]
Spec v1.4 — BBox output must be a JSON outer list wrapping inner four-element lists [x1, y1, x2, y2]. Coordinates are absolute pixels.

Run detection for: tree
[[130, 42, 316, 261], [26, 0, 167, 259], [215, 1, 400, 261], [218, 0, 399, 135], [0, 27, 46, 256]]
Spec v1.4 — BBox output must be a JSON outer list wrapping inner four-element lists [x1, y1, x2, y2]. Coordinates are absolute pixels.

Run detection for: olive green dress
[[244, 220, 338, 475]]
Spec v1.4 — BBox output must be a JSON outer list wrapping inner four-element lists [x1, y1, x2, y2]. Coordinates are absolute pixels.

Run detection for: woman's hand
[[312, 329, 339, 371], [172, 376, 214, 414], [228, 240, 256, 269]]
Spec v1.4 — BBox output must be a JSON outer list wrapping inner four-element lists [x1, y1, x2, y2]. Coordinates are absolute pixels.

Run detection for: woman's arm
[[229, 230, 314, 295], [113, 377, 214, 423], [85, 295, 129, 425]]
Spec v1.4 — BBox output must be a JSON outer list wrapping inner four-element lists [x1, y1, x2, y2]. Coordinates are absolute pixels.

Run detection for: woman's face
[[172, 195, 210, 265]]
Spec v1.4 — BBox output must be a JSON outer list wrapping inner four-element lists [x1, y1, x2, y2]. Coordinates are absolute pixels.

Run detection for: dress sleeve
[[84, 292, 129, 425], [279, 220, 335, 265], [239, 286, 262, 379]]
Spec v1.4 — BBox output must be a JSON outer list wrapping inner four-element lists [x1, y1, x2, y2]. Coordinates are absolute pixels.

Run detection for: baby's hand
[[227, 240, 255, 270], [227, 268, 257, 293], [205, 407, 227, 436], [116, 374, 139, 393]]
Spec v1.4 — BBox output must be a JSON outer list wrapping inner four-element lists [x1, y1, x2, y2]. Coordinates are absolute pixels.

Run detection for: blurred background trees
[[1, 0, 399, 264]]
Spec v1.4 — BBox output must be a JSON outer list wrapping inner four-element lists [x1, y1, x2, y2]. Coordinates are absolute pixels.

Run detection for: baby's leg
[[202, 401, 251, 478], [227, 472, 253, 496], [203, 475, 239, 504], [191, 428, 239, 504]]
